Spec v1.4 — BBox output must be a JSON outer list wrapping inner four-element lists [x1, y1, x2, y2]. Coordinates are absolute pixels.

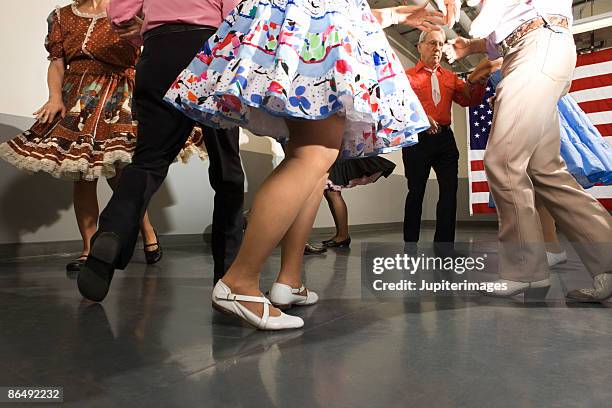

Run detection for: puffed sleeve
[[45, 8, 64, 61]]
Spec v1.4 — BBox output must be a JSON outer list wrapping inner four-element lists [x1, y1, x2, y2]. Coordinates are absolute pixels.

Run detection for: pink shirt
[[107, 0, 241, 35]]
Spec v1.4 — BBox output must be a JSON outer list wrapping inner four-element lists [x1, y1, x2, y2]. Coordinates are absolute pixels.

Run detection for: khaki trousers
[[484, 27, 612, 282]]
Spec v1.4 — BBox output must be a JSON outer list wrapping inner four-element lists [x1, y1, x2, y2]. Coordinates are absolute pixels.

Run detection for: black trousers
[[98, 25, 244, 282], [402, 127, 459, 243]]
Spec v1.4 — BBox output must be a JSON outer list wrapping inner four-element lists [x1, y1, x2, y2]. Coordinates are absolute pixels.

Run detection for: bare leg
[[221, 115, 345, 317], [107, 169, 158, 250], [323, 190, 350, 241], [73, 179, 99, 256], [276, 174, 328, 290]]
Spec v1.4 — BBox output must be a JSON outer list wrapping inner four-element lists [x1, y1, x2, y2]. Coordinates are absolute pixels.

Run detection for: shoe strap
[[220, 292, 271, 305], [259, 302, 270, 329], [219, 291, 274, 329], [291, 285, 306, 295]]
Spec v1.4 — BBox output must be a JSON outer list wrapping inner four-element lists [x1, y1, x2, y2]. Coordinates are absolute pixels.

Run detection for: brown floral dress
[[0, 3, 205, 181]]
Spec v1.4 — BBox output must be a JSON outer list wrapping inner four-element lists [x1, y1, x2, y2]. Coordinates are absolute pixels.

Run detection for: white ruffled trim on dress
[[70, 3, 106, 19], [0, 129, 210, 180], [0, 141, 132, 181]]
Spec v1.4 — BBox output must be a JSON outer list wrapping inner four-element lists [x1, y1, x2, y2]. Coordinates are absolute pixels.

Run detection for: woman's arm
[[34, 59, 67, 123], [107, 0, 144, 28]]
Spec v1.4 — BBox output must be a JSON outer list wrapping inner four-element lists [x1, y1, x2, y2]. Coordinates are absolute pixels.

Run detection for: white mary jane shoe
[[269, 282, 319, 310], [479, 278, 551, 300], [212, 281, 304, 330]]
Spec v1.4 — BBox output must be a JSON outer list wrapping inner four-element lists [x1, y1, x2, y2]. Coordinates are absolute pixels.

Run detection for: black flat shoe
[[304, 243, 327, 255], [322, 237, 351, 248], [66, 255, 88, 279], [144, 231, 163, 265], [66, 255, 87, 272], [77, 232, 121, 302]]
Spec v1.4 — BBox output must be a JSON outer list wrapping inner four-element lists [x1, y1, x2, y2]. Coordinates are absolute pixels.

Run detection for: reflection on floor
[[0, 226, 610, 407]]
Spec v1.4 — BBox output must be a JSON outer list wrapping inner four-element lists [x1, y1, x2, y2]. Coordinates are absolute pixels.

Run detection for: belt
[[143, 23, 217, 41], [420, 124, 451, 135], [67, 59, 135, 77], [499, 15, 569, 56]]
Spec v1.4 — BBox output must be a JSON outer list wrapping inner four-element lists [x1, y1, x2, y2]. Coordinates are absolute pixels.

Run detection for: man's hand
[[468, 57, 503, 84], [433, 0, 461, 28], [427, 115, 440, 135], [113, 16, 143, 41], [394, 3, 445, 32], [442, 36, 472, 64]]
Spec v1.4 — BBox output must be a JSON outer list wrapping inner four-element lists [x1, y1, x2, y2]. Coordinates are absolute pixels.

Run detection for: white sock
[[546, 250, 567, 267]]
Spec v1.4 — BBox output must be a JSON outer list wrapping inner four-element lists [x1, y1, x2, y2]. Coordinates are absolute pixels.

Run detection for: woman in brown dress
[[0, 0, 203, 272]]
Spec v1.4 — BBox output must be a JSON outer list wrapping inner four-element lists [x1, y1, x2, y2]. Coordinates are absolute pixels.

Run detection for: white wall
[[0, 1, 69, 117]]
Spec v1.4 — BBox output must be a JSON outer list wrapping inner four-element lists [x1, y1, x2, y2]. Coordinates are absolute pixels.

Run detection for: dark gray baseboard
[[0, 221, 498, 262]]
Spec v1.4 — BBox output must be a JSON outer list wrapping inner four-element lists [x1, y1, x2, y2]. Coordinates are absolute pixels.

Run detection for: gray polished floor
[[1, 226, 611, 408]]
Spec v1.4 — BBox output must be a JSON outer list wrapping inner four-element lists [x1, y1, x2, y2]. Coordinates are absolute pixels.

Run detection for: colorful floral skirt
[[164, 0, 429, 158], [0, 63, 206, 180]]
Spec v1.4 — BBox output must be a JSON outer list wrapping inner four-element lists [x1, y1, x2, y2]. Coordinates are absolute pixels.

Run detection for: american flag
[[468, 47, 612, 215]]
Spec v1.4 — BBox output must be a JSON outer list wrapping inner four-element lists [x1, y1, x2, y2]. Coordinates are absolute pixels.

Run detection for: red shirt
[[406, 61, 486, 126]]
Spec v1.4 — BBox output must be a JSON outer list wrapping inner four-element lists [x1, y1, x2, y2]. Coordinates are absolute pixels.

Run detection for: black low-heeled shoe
[[78, 232, 121, 302], [66, 255, 87, 272], [322, 237, 351, 248], [66, 255, 88, 279], [304, 243, 327, 255], [144, 231, 163, 265]]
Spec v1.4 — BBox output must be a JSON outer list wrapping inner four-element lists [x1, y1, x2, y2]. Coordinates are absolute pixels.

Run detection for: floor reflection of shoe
[[77, 232, 121, 302], [434, 248, 467, 259], [212, 281, 304, 330], [479, 278, 550, 299], [546, 251, 567, 268], [404, 242, 418, 255], [432, 243, 467, 259], [322, 237, 351, 248], [304, 243, 327, 255], [566, 273, 612, 303]]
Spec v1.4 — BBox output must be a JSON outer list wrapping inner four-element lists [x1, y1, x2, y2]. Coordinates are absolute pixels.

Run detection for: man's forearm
[[467, 38, 487, 56], [463, 81, 486, 106], [107, 0, 144, 27]]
